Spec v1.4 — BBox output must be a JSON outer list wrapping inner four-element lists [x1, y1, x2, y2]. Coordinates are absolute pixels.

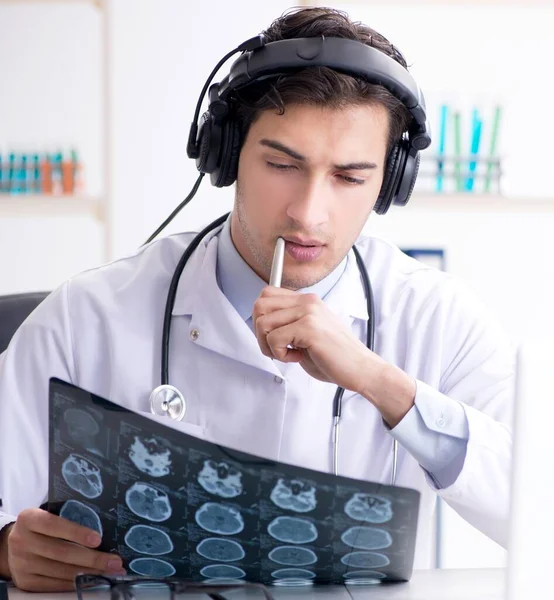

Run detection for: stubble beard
[[234, 185, 340, 290]]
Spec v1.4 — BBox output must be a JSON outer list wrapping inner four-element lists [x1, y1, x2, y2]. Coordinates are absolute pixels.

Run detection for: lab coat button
[[274, 376, 283, 384], [436, 415, 445, 428], [190, 328, 200, 341]]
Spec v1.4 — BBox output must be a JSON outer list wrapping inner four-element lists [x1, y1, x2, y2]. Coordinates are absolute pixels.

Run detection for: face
[[230, 102, 389, 290]]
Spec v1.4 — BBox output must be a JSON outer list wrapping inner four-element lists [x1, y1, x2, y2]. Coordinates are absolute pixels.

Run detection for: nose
[[285, 174, 330, 231]]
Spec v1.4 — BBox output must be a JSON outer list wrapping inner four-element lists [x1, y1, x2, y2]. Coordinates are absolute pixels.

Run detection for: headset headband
[[184, 33, 431, 213], [216, 36, 431, 151]]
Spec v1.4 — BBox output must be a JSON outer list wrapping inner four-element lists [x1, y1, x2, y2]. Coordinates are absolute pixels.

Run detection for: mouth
[[281, 236, 325, 263], [282, 236, 325, 247]]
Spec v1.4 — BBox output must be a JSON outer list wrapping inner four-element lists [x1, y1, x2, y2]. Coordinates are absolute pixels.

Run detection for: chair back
[[0, 292, 49, 354]]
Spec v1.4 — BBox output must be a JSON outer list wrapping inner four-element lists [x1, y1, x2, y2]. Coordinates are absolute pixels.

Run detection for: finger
[[266, 321, 312, 362], [260, 286, 297, 297], [12, 573, 76, 593], [28, 553, 123, 581], [18, 508, 102, 548], [15, 529, 123, 572], [253, 295, 299, 322], [253, 292, 320, 321], [273, 347, 304, 363], [255, 306, 311, 358]]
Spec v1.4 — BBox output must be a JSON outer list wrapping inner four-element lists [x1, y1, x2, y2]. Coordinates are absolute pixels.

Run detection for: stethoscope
[[149, 212, 398, 484]]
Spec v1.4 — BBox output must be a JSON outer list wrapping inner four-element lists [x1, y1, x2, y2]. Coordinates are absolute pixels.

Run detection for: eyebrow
[[259, 138, 378, 171]]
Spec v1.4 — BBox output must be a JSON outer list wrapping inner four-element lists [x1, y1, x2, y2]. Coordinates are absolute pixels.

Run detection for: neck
[[229, 212, 268, 283]]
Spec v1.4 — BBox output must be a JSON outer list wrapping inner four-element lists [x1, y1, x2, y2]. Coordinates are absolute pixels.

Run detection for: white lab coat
[[0, 225, 515, 568]]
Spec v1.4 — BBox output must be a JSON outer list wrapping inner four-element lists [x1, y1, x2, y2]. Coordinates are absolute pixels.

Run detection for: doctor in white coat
[[0, 6, 514, 592]]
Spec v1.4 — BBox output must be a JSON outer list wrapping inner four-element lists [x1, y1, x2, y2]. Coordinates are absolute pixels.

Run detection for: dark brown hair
[[234, 6, 413, 155]]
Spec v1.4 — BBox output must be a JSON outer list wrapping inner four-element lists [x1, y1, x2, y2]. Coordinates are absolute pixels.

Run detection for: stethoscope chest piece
[[149, 384, 187, 421]]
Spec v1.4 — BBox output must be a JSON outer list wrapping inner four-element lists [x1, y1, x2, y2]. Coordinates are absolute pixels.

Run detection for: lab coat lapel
[[324, 248, 369, 326], [172, 232, 282, 377]]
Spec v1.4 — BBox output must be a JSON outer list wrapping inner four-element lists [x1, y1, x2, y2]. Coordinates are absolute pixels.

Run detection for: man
[[0, 6, 513, 592]]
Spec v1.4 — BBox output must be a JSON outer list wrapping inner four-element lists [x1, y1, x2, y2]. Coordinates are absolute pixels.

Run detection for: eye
[[266, 161, 297, 171], [338, 174, 365, 185]]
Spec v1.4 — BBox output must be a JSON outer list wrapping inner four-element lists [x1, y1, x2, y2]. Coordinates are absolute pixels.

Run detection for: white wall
[[0, 1, 105, 293]]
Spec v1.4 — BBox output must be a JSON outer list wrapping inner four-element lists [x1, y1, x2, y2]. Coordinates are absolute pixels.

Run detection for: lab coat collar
[[171, 225, 283, 377], [324, 244, 370, 323], [171, 224, 222, 317]]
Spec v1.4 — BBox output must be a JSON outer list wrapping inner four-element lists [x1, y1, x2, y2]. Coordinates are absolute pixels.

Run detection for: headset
[[186, 34, 431, 216], [145, 33, 432, 244]]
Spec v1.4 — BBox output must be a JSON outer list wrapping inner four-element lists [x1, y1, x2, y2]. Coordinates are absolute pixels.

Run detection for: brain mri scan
[[125, 482, 172, 522], [61, 454, 103, 499], [59, 499, 102, 536], [340, 551, 390, 569], [63, 408, 101, 452], [129, 558, 176, 577], [268, 546, 318, 566], [270, 479, 317, 512], [128, 436, 172, 477], [200, 564, 246, 579], [197, 460, 243, 498], [271, 568, 316, 581], [341, 526, 392, 550], [124, 524, 174, 555], [196, 538, 246, 562], [267, 516, 318, 544], [344, 494, 393, 523], [195, 502, 244, 535]]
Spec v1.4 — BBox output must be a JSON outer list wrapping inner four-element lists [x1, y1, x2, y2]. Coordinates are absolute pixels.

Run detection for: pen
[[269, 237, 285, 287]]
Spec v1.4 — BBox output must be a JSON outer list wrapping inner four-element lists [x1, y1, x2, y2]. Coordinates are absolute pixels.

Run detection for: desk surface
[[7, 568, 506, 600]]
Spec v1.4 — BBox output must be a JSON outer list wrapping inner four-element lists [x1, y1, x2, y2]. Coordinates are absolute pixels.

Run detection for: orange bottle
[[40, 155, 53, 194]]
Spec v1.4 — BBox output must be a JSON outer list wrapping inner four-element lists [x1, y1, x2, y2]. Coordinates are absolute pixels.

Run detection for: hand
[[253, 286, 416, 427], [253, 286, 378, 392], [0, 508, 125, 592]]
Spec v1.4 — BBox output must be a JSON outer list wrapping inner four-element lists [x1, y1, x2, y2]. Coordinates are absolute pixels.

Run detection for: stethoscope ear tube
[[150, 213, 230, 423], [160, 213, 230, 388]]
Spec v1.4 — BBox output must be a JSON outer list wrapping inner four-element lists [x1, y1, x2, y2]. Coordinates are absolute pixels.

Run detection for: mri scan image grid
[[48, 379, 420, 585]]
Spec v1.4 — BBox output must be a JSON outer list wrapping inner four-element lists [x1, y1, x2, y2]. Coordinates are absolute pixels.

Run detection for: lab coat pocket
[[134, 410, 207, 441]]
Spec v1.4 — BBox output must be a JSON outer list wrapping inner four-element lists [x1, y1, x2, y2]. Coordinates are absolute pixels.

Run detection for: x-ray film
[[48, 378, 420, 586]]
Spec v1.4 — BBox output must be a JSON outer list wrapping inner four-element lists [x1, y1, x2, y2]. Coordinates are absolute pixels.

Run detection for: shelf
[[407, 193, 554, 212], [0, 196, 104, 221]]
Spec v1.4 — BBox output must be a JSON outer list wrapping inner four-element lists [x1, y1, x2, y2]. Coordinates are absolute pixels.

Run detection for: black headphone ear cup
[[375, 143, 400, 215], [213, 119, 241, 188], [396, 151, 420, 207], [195, 111, 220, 175]]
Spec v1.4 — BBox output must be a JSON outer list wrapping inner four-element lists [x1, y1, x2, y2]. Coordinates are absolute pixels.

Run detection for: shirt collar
[[216, 215, 347, 322]]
